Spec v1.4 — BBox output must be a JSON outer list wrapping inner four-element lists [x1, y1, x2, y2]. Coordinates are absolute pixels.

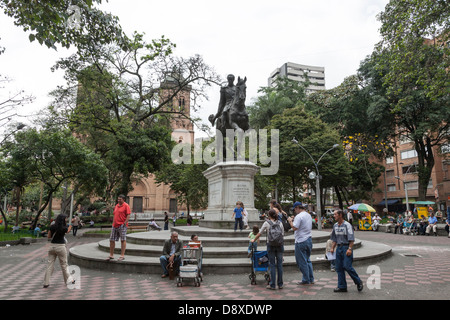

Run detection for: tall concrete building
[[268, 62, 326, 93]]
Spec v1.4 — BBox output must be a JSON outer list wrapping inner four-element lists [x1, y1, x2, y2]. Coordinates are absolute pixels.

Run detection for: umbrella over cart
[[348, 203, 376, 212], [348, 203, 376, 230]]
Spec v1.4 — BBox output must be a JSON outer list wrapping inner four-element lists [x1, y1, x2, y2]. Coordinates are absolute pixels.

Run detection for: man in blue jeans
[[330, 209, 363, 292], [288, 201, 314, 285]]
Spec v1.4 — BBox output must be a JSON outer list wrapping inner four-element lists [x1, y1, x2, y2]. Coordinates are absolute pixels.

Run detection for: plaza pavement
[[0, 227, 449, 305]]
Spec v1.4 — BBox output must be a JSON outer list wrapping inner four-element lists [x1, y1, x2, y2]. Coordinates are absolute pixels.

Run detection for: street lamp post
[[292, 138, 339, 231], [395, 162, 416, 213], [62, 186, 74, 225], [395, 176, 409, 212]]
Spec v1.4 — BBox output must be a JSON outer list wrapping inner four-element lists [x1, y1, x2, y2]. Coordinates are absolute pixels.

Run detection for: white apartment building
[[268, 62, 326, 93]]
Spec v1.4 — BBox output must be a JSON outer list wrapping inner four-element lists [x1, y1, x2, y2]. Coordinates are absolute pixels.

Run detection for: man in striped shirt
[[330, 209, 363, 293]]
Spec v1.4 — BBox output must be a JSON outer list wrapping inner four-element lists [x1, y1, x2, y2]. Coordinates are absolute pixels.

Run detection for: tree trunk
[[0, 206, 8, 233], [415, 137, 434, 201], [14, 186, 21, 227], [31, 191, 54, 230], [335, 186, 343, 209]]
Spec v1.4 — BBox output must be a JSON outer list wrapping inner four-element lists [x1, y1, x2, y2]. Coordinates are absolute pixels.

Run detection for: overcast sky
[[0, 0, 389, 137]]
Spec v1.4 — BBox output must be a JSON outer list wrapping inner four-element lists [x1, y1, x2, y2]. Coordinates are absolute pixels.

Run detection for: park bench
[[127, 225, 148, 232]]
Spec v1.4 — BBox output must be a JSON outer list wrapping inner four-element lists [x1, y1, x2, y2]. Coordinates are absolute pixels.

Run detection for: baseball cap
[[292, 201, 303, 210]]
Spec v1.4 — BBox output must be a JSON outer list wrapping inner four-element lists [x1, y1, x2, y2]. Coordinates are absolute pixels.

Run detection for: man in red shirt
[[107, 195, 131, 261]]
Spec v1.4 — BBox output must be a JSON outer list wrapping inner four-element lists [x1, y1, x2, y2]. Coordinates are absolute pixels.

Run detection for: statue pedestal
[[200, 161, 259, 228]]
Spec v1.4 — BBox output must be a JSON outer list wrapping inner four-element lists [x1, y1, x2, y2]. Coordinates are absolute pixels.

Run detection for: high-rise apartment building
[[268, 62, 326, 93]]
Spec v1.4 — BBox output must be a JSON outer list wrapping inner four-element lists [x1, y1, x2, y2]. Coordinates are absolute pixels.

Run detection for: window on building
[[404, 181, 418, 190], [401, 149, 418, 160], [387, 184, 396, 192], [386, 170, 395, 178], [402, 165, 417, 174], [386, 156, 394, 164], [178, 97, 185, 112]]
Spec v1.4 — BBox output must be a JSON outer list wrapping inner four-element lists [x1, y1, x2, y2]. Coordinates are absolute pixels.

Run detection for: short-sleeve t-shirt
[[330, 221, 355, 245], [113, 202, 131, 228], [50, 225, 68, 244], [293, 211, 312, 243], [234, 207, 243, 219]]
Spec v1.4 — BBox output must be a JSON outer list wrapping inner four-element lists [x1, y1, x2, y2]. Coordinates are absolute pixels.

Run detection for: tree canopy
[[1, 0, 125, 51]]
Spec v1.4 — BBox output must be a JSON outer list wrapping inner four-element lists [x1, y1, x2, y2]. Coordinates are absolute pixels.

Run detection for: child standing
[[248, 226, 260, 257], [232, 202, 245, 232]]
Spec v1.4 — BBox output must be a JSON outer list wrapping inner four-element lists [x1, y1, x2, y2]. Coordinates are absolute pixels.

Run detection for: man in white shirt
[[371, 213, 382, 231], [346, 210, 355, 231], [288, 201, 314, 285]]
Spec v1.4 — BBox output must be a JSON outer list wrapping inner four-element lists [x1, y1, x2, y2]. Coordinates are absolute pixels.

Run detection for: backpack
[[267, 220, 284, 247], [280, 213, 291, 232]]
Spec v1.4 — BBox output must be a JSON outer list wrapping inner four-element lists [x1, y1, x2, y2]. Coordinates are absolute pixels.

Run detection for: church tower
[[127, 76, 194, 216]]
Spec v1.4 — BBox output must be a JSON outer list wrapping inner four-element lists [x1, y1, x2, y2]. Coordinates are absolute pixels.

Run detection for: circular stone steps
[[69, 226, 392, 274]]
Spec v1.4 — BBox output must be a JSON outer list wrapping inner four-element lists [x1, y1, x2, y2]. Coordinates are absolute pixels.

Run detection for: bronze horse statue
[[209, 76, 249, 160]]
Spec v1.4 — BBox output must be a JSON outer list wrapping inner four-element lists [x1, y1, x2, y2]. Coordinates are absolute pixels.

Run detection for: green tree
[[376, 0, 449, 104], [1, 128, 108, 228], [370, 0, 450, 200], [1, 0, 125, 51], [266, 107, 351, 212], [247, 77, 308, 129], [48, 32, 219, 199]]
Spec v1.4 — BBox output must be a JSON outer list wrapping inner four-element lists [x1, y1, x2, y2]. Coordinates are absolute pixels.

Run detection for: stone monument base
[[202, 161, 259, 225]]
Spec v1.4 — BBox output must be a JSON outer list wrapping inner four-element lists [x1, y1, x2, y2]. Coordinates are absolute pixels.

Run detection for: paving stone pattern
[[1, 230, 450, 300]]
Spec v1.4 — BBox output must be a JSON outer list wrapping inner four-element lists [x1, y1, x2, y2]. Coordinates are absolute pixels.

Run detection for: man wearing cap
[[288, 201, 315, 285]]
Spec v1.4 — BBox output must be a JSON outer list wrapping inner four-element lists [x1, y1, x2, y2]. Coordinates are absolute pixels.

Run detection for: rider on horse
[[209, 74, 236, 129]]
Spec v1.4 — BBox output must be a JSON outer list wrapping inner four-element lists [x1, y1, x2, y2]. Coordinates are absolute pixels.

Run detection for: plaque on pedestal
[[201, 161, 259, 228]]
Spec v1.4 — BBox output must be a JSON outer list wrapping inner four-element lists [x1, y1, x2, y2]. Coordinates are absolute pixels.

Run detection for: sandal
[[106, 256, 114, 261], [118, 256, 125, 261]]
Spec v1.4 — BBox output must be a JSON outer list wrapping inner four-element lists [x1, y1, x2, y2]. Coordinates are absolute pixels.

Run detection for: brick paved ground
[[1, 230, 449, 305]]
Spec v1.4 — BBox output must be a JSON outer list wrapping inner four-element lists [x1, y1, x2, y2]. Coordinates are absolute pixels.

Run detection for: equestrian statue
[[209, 74, 249, 160]]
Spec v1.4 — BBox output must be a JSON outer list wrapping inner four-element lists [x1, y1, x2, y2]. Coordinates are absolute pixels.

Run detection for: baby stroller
[[176, 242, 203, 287], [248, 246, 270, 285]]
